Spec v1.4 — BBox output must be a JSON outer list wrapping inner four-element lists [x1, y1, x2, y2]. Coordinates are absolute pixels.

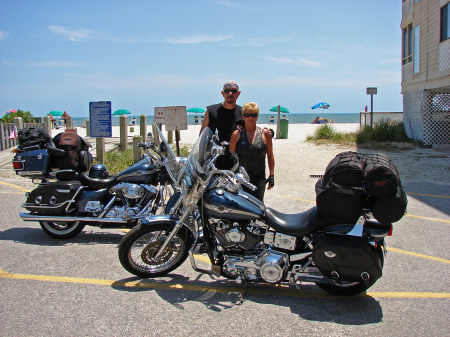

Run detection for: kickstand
[[228, 277, 249, 305]]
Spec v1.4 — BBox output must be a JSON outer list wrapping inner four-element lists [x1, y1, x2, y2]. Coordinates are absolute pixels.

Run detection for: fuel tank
[[203, 188, 264, 221], [116, 162, 157, 184]]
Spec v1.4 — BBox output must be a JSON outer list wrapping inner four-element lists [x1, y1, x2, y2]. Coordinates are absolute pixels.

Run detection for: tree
[[1, 109, 35, 123]]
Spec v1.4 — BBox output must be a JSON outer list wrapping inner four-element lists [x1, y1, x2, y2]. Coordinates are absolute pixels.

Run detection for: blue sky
[[0, 0, 402, 118]]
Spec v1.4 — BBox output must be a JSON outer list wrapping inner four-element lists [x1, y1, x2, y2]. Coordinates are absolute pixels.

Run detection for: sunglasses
[[243, 113, 258, 118], [224, 89, 238, 94]]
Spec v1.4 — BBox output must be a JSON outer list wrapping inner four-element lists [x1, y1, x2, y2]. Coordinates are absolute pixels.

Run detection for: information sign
[[154, 107, 165, 124], [89, 101, 112, 137], [164, 106, 187, 131], [366, 87, 378, 95]]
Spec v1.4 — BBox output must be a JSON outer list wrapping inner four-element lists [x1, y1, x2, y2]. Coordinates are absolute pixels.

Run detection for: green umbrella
[[269, 106, 290, 113], [48, 110, 64, 116], [187, 107, 205, 113], [112, 109, 131, 116], [270, 105, 290, 139]]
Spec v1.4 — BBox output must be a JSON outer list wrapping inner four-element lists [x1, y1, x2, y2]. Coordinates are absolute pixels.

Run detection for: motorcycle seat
[[80, 172, 117, 189], [265, 206, 336, 237]]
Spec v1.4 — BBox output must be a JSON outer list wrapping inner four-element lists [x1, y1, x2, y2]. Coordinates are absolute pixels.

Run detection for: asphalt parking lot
[[0, 165, 449, 336]]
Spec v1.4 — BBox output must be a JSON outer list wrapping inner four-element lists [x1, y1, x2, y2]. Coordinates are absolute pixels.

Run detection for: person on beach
[[62, 111, 69, 127], [200, 80, 274, 169], [200, 80, 243, 143], [229, 102, 275, 201]]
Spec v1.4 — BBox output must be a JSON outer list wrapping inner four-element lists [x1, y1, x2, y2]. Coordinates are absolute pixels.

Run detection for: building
[[401, 0, 450, 146]]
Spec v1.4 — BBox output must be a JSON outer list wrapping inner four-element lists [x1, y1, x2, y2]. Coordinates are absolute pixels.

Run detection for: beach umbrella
[[270, 105, 290, 138], [269, 106, 290, 113], [186, 107, 205, 113], [48, 110, 64, 116], [112, 109, 131, 116], [3, 109, 17, 115], [311, 102, 330, 110]]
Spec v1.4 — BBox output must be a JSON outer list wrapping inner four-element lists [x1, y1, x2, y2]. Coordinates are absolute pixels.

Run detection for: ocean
[[71, 113, 360, 127]]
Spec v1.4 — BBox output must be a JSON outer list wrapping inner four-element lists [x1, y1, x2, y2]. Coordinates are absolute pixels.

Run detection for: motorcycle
[[118, 126, 394, 296], [16, 122, 186, 239]]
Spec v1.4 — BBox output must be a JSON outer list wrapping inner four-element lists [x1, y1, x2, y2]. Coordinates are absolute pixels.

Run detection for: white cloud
[[28, 61, 86, 67], [0, 31, 9, 40], [265, 56, 321, 67], [48, 25, 91, 41], [167, 34, 233, 44]]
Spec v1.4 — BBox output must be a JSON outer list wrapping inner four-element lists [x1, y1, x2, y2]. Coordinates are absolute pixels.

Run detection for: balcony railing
[[402, 0, 413, 18]]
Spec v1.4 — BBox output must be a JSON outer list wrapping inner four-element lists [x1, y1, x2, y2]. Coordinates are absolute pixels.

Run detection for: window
[[414, 25, 420, 73], [442, 4, 450, 42], [402, 24, 413, 65]]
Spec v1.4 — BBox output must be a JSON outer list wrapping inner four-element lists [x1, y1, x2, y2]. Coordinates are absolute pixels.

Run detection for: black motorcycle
[[15, 122, 185, 239], [118, 126, 398, 296]]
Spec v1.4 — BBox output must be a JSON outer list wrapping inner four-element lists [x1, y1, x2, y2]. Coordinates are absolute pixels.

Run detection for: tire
[[118, 223, 192, 278], [314, 246, 385, 296], [39, 221, 85, 239]]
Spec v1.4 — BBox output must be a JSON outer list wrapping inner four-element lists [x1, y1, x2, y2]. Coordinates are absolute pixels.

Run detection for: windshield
[[177, 127, 214, 206]]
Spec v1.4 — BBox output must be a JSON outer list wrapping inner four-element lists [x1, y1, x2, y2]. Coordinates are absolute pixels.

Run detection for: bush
[[1, 109, 35, 123], [356, 120, 411, 143], [306, 124, 356, 144]]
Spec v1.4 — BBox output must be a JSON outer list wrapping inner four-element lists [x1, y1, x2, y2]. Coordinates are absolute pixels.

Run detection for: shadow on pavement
[[111, 273, 383, 325], [0, 226, 123, 246]]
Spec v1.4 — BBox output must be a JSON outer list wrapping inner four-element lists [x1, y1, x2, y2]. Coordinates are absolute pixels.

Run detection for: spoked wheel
[[314, 246, 385, 296], [39, 221, 85, 239], [118, 223, 192, 278]]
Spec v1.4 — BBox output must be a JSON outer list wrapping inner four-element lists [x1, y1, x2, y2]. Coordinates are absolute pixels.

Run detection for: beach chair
[[194, 116, 199, 125], [281, 114, 287, 120], [129, 117, 137, 126], [268, 115, 275, 124]]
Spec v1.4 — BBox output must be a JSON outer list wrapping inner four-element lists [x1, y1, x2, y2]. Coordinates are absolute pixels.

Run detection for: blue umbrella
[[311, 102, 330, 110]]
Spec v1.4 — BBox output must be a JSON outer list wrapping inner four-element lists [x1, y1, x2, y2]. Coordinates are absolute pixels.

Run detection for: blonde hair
[[242, 102, 259, 115]]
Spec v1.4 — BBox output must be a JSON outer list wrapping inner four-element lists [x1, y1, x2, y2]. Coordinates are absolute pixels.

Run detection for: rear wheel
[[39, 221, 85, 239], [314, 246, 385, 296], [118, 223, 192, 278]]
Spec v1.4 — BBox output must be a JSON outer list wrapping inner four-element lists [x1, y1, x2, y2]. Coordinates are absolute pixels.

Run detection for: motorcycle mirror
[[238, 166, 250, 181]]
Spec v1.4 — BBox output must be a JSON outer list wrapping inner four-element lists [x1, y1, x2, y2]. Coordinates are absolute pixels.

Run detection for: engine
[[209, 219, 290, 283], [210, 220, 264, 251], [82, 183, 158, 219]]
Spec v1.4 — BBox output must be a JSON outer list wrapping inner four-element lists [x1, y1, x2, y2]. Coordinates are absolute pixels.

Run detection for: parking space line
[[0, 267, 449, 299], [388, 247, 450, 264], [0, 181, 30, 193]]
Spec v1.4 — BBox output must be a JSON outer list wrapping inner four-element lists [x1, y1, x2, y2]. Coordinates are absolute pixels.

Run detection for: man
[[200, 80, 274, 142], [200, 80, 242, 143]]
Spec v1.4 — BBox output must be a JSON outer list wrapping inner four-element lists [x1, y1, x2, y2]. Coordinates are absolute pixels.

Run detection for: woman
[[229, 102, 275, 201]]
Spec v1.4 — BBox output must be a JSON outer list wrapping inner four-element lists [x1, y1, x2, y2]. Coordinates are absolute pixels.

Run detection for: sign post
[[164, 106, 187, 156], [366, 87, 377, 127]]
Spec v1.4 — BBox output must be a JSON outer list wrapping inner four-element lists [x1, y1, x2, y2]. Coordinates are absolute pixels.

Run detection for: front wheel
[[40, 221, 85, 239], [118, 223, 192, 278]]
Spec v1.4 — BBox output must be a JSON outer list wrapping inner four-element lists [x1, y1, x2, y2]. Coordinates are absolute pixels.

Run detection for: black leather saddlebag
[[313, 232, 383, 283], [24, 181, 82, 214]]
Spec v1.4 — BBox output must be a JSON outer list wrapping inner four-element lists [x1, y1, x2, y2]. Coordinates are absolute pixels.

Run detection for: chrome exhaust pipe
[[19, 212, 128, 224]]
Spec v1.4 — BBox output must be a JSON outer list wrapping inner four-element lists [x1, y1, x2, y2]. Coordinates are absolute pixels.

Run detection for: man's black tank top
[[206, 103, 242, 143]]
